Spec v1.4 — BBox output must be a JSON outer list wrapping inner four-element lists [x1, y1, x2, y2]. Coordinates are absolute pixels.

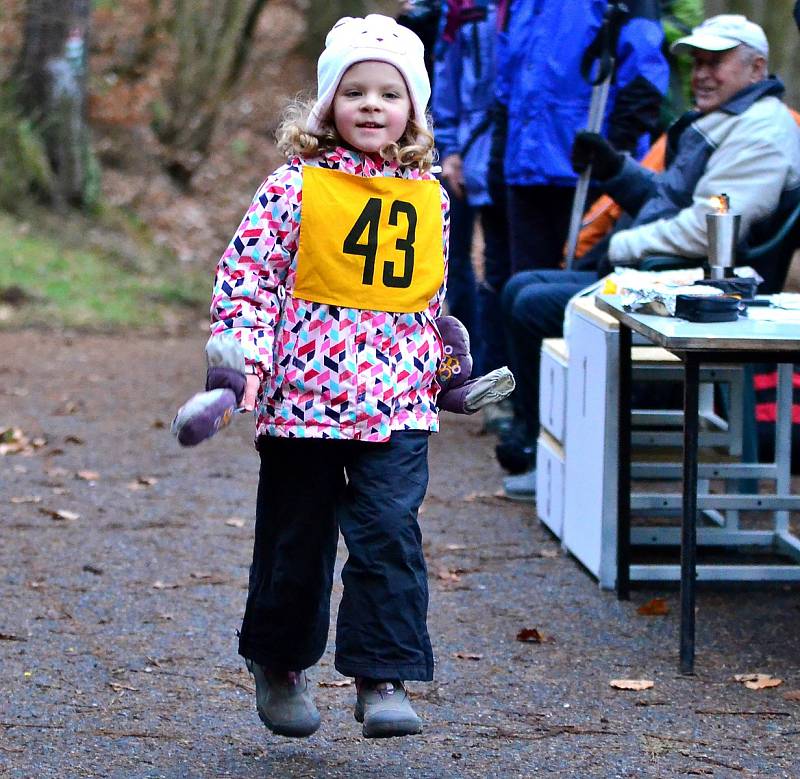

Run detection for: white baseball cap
[[671, 14, 768, 58], [307, 14, 430, 135]]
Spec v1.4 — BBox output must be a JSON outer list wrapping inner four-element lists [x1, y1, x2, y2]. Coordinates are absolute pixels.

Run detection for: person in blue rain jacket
[[432, 0, 509, 376], [496, 0, 670, 272]]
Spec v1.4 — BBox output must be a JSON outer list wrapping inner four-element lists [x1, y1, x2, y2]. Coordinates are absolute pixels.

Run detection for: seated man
[[497, 14, 800, 500]]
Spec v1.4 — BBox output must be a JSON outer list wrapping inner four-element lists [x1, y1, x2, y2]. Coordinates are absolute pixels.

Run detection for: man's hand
[[241, 374, 260, 412], [442, 153, 466, 200], [570, 131, 624, 180]]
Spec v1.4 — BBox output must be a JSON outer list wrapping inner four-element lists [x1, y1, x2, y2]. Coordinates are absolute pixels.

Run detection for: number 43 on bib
[[295, 166, 445, 313]]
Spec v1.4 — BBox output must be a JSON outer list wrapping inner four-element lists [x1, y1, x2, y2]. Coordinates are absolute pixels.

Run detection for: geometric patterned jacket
[[210, 147, 451, 442]]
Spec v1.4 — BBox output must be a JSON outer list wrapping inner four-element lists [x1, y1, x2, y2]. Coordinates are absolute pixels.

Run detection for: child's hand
[[241, 374, 260, 412]]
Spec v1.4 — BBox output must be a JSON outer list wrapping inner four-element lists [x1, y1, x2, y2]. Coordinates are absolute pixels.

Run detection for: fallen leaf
[[783, 690, 800, 702], [318, 679, 353, 688], [0, 633, 27, 642], [152, 580, 179, 590], [733, 672, 783, 690], [436, 568, 461, 582], [453, 652, 482, 661], [445, 544, 466, 551], [516, 628, 543, 643], [745, 676, 782, 690], [152, 419, 166, 429], [128, 476, 158, 490], [10, 495, 41, 504], [108, 682, 139, 692], [0, 427, 33, 455], [53, 399, 83, 415], [76, 470, 100, 481], [538, 548, 559, 558], [39, 507, 80, 521], [637, 598, 669, 616], [610, 679, 654, 691], [225, 517, 246, 528], [64, 435, 84, 445], [82, 564, 104, 576]]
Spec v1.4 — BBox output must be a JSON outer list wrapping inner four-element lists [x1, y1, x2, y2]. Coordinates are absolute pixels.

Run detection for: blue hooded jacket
[[497, 0, 669, 187], [432, 1, 499, 207]]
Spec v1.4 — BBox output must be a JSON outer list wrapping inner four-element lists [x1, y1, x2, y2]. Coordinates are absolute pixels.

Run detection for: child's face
[[332, 61, 412, 154]]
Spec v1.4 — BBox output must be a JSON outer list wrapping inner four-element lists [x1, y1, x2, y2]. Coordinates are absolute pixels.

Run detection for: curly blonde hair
[[276, 96, 436, 172]]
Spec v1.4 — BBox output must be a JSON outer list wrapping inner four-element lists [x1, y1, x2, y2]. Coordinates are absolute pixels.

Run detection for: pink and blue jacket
[[210, 147, 451, 442]]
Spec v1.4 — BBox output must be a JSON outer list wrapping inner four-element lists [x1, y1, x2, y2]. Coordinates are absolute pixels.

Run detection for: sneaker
[[354, 678, 422, 738], [495, 428, 535, 474], [245, 658, 321, 738], [503, 468, 536, 502]]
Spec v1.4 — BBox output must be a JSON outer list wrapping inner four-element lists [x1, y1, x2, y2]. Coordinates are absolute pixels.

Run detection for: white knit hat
[[671, 14, 768, 59], [307, 14, 430, 135]]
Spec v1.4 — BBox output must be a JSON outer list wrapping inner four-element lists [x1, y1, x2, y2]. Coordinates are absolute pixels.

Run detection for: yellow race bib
[[294, 166, 444, 313]]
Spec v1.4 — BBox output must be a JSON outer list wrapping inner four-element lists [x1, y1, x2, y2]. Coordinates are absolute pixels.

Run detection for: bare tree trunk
[[154, 0, 271, 184], [14, 0, 96, 209]]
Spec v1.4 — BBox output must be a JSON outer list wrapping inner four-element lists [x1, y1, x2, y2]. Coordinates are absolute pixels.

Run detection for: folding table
[[595, 294, 800, 674]]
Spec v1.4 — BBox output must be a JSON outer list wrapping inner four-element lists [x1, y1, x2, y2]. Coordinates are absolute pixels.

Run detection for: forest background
[[0, 0, 797, 333]]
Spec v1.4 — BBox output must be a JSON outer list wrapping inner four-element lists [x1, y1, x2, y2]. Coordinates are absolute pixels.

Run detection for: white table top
[[595, 295, 800, 352]]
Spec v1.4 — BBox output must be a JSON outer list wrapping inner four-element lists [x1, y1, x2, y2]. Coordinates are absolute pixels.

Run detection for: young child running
[[209, 14, 449, 739]]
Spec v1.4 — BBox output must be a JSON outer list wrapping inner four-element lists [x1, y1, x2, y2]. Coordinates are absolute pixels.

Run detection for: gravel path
[[2, 331, 800, 778]]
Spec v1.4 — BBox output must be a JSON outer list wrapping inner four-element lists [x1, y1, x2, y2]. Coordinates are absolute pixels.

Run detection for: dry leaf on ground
[[39, 507, 80, 521], [152, 580, 180, 590], [0, 427, 39, 455], [10, 495, 41, 504], [733, 673, 782, 690], [225, 518, 246, 528], [783, 690, 800, 701], [516, 628, 543, 643], [436, 568, 461, 582], [610, 679, 654, 691], [637, 598, 669, 616], [318, 679, 353, 688], [453, 652, 482, 661], [77, 471, 100, 481]]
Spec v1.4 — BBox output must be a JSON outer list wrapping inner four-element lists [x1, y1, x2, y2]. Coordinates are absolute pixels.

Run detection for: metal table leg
[[617, 323, 632, 600], [680, 353, 700, 675]]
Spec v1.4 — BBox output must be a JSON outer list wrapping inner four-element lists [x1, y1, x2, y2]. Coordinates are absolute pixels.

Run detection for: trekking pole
[[564, 1, 629, 269]]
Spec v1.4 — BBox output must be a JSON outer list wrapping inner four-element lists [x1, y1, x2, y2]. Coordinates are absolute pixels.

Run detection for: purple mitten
[[171, 388, 237, 446], [171, 332, 247, 447], [435, 315, 473, 392]]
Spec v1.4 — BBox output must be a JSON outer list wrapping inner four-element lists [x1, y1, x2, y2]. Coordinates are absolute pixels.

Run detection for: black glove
[[570, 131, 624, 180]]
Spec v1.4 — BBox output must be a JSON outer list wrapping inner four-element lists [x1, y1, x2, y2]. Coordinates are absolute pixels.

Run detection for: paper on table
[[746, 306, 800, 322]]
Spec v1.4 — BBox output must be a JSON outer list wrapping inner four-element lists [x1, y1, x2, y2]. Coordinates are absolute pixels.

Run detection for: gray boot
[[354, 679, 422, 738], [245, 659, 321, 738]]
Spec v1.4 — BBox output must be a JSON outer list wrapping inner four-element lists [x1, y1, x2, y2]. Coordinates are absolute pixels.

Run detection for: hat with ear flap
[[307, 14, 431, 135]]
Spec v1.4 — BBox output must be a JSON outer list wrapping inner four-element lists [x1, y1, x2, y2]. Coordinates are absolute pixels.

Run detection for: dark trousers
[[477, 185, 511, 373], [502, 269, 597, 443], [238, 430, 434, 682], [506, 185, 576, 274]]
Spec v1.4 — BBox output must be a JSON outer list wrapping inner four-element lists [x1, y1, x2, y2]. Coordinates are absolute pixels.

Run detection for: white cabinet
[[539, 339, 568, 442], [536, 431, 566, 538], [561, 301, 620, 588]]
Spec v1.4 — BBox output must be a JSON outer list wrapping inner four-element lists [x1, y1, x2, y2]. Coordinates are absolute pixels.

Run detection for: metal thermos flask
[[706, 194, 741, 280]]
